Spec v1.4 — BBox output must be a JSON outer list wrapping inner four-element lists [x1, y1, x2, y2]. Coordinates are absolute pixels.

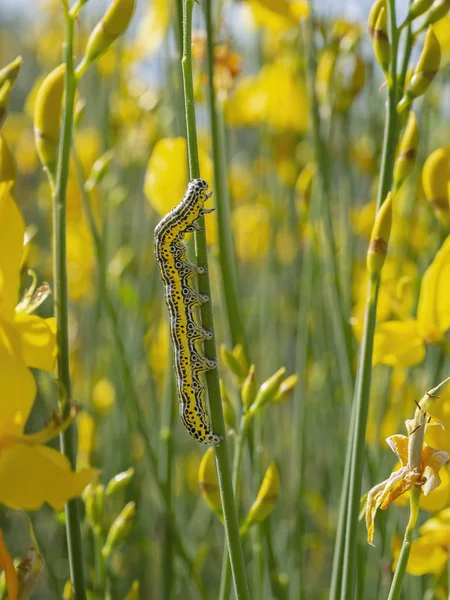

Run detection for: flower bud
[[124, 580, 140, 600], [198, 448, 222, 517], [422, 147, 450, 226], [240, 462, 280, 534], [274, 374, 299, 404], [393, 111, 419, 191], [0, 134, 16, 185], [232, 344, 249, 375], [366, 192, 393, 274], [372, 7, 391, 76], [295, 162, 316, 215], [76, 0, 135, 78], [220, 380, 236, 430], [423, 0, 450, 27], [241, 365, 257, 412], [368, 0, 386, 40], [34, 64, 65, 177], [105, 467, 135, 496], [102, 501, 136, 557], [0, 56, 22, 90], [407, 0, 435, 22], [220, 345, 247, 381], [0, 80, 11, 128], [248, 367, 286, 417], [398, 27, 441, 111], [83, 483, 105, 528], [315, 49, 337, 104]]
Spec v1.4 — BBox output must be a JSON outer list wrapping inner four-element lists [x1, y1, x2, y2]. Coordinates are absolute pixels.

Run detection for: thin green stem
[[203, 0, 248, 360], [54, 10, 86, 600], [340, 274, 380, 600], [387, 487, 421, 600], [339, 3, 400, 597], [93, 525, 106, 598], [181, 2, 250, 598]]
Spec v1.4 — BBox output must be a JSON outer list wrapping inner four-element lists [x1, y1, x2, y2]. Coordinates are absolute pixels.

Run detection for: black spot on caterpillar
[[154, 178, 221, 444]]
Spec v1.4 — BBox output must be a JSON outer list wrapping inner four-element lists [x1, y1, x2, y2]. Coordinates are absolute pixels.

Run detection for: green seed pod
[[0, 134, 16, 185], [248, 367, 286, 417], [408, 0, 435, 20], [83, 483, 105, 528], [34, 64, 65, 177], [105, 467, 135, 496], [76, 0, 136, 77], [372, 7, 391, 76], [0, 56, 22, 124], [393, 111, 419, 191], [398, 27, 441, 111], [366, 192, 393, 274], [102, 501, 136, 558]]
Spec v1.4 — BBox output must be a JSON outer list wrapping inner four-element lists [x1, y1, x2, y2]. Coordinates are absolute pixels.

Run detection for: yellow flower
[[371, 235, 450, 366], [232, 204, 271, 262], [434, 16, 450, 66], [247, 0, 309, 32], [0, 184, 97, 510], [225, 61, 309, 133], [366, 384, 450, 546], [144, 137, 213, 217], [135, 0, 170, 59]]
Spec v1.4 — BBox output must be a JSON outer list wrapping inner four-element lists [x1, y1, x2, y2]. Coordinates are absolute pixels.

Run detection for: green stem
[[203, 0, 249, 360], [339, 4, 400, 597], [387, 487, 421, 600], [54, 10, 86, 600], [218, 417, 250, 600], [181, 2, 250, 598], [340, 275, 380, 600], [93, 525, 106, 598]]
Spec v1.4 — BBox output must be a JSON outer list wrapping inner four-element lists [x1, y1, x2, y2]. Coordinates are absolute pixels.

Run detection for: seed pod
[[198, 448, 222, 516], [372, 7, 390, 76], [240, 462, 280, 534], [102, 501, 136, 557], [0, 134, 16, 185], [393, 111, 419, 191], [248, 367, 286, 417], [398, 27, 441, 111], [423, 0, 450, 27], [34, 64, 65, 177], [422, 147, 450, 226], [76, 0, 135, 77], [366, 192, 393, 274]]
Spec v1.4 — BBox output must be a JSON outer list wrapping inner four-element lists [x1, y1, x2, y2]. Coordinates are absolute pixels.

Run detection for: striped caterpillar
[[154, 178, 221, 444]]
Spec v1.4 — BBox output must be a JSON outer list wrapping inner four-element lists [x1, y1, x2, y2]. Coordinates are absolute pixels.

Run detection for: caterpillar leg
[[187, 320, 213, 342], [190, 350, 217, 373]]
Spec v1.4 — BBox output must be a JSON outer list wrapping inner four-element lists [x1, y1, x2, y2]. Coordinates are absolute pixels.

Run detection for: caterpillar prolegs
[[154, 178, 221, 444]]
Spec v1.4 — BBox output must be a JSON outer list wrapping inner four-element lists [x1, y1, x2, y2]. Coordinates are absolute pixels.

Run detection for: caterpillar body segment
[[154, 178, 221, 445]]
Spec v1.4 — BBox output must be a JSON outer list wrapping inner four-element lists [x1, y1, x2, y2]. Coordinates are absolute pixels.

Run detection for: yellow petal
[[198, 448, 222, 516], [144, 137, 213, 217], [0, 443, 98, 511], [243, 462, 280, 528], [12, 314, 56, 372], [135, 0, 169, 58], [0, 183, 25, 320], [433, 16, 450, 67], [247, 0, 309, 32], [373, 320, 425, 366], [386, 435, 409, 466], [417, 236, 450, 343], [396, 465, 450, 512], [0, 323, 36, 437], [392, 534, 448, 575]]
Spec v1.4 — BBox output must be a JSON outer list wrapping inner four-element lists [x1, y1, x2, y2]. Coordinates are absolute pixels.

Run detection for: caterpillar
[[154, 178, 221, 444]]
